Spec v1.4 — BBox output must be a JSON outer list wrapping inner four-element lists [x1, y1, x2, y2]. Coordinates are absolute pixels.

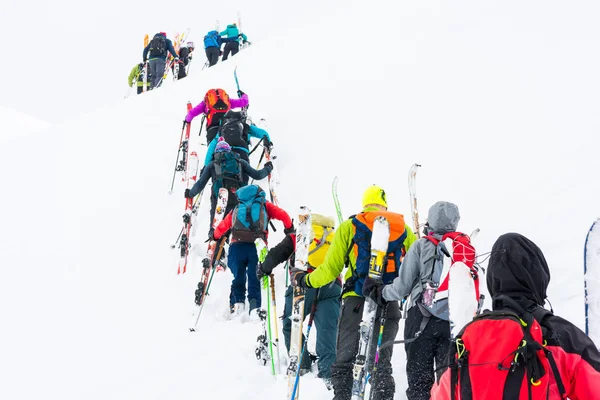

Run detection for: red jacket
[[214, 201, 292, 243], [431, 312, 600, 400]]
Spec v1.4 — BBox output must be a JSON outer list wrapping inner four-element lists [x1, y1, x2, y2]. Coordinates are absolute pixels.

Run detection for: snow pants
[[331, 297, 400, 400], [282, 282, 342, 379], [404, 306, 450, 400], [205, 47, 220, 67], [222, 41, 239, 61], [148, 58, 166, 88], [228, 242, 260, 309]]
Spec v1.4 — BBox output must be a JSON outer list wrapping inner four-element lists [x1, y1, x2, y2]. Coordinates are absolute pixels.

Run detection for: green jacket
[[306, 207, 417, 298], [128, 65, 146, 88]]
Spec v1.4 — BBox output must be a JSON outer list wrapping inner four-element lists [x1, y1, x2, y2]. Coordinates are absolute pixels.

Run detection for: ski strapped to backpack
[[342, 211, 407, 296], [231, 185, 269, 243], [447, 295, 566, 400], [204, 89, 231, 127]]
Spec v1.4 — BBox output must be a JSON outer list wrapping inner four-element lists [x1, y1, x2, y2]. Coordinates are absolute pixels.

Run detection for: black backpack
[[212, 152, 243, 206], [219, 111, 249, 148], [149, 34, 167, 58]]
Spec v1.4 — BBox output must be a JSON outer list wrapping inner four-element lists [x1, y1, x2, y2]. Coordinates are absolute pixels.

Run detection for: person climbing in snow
[[142, 32, 178, 89], [291, 185, 416, 400], [184, 88, 249, 145], [220, 23, 248, 61], [430, 232, 600, 399], [203, 110, 272, 168], [203, 30, 238, 67], [362, 201, 461, 400], [212, 184, 293, 317], [128, 63, 151, 95], [173, 41, 194, 80], [257, 213, 339, 388], [184, 137, 273, 237]]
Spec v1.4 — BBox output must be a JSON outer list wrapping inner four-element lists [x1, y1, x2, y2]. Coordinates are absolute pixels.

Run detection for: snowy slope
[[2, 1, 600, 399]]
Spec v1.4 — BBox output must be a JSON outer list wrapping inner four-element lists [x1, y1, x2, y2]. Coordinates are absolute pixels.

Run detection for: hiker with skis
[[142, 32, 179, 89], [184, 137, 273, 237], [257, 213, 339, 388], [203, 110, 272, 166], [128, 63, 150, 95], [173, 41, 194, 80], [431, 232, 600, 399], [203, 30, 238, 67], [184, 89, 249, 145], [212, 184, 293, 317], [362, 201, 463, 400], [220, 23, 248, 61], [290, 185, 417, 400]]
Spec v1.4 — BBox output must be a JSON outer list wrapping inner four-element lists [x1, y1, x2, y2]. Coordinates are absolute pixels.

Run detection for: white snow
[[2, 1, 600, 399], [586, 219, 600, 346]]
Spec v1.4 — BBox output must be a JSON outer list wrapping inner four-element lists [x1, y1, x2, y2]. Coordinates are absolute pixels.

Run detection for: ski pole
[[291, 291, 319, 400], [269, 275, 282, 374], [367, 304, 388, 400], [169, 122, 187, 194]]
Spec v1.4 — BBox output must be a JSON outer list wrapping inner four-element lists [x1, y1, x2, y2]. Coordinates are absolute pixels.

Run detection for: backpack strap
[[308, 227, 333, 256], [531, 307, 567, 398]]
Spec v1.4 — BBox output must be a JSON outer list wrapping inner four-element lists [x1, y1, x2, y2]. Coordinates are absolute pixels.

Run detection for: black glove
[[237, 89, 245, 97], [264, 161, 273, 172], [184, 189, 192, 198], [291, 268, 311, 288], [256, 263, 270, 281], [362, 277, 387, 306], [284, 224, 296, 236]]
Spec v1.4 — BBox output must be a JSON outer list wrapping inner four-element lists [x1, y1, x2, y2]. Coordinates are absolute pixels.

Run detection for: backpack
[[212, 151, 243, 205], [345, 211, 407, 296], [203, 31, 219, 49], [204, 89, 231, 127], [231, 185, 269, 243], [149, 34, 167, 58], [307, 214, 336, 268], [421, 233, 480, 311], [219, 121, 248, 149], [448, 297, 566, 400]]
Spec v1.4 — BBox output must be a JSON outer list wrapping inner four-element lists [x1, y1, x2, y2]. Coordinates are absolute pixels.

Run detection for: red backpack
[[424, 232, 480, 303], [204, 88, 231, 126], [447, 298, 566, 400]]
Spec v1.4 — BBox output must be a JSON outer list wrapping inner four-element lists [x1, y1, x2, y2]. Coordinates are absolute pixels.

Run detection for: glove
[[264, 161, 273, 172], [237, 90, 245, 97], [188, 55, 193, 60], [291, 268, 311, 288], [284, 224, 296, 236], [184, 189, 192, 198], [362, 277, 387, 307], [256, 263, 270, 281]]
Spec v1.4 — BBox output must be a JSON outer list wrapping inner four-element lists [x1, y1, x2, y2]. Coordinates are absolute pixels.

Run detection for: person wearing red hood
[[431, 233, 600, 400]]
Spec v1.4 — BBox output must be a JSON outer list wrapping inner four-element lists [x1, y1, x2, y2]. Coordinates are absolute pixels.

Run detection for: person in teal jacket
[[220, 23, 248, 61]]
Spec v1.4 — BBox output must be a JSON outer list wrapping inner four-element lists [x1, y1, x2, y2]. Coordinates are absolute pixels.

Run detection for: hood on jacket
[[427, 201, 460, 234], [486, 233, 550, 308]]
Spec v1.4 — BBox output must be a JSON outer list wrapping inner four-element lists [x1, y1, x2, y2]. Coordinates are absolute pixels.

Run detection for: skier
[[184, 137, 273, 237], [219, 23, 248, 61], [257, 213, 339, 387], [203, 30, 238, 67], [291, 185, 416, 400], [184, 89, 249, 144], [203, 110, 272, 167], [142, 32, 178, 89], [212, 184, 293, 317], [128, 63, 150, 95], [362, 201, 460, 400], [431, 233, 600, 399], [173, 41, 194, 80]]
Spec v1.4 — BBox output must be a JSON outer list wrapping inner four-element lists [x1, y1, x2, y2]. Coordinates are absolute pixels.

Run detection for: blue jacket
[[204, 30, 237, 49], [143, 34, 178, 61], [220, 24, 248, 43], [204, 125, 271, 166], [188, 156, 270, 198]]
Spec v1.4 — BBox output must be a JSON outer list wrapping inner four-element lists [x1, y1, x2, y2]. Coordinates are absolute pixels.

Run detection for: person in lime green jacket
[[128, 63, 150, 95], [291, 185, 416, 400]]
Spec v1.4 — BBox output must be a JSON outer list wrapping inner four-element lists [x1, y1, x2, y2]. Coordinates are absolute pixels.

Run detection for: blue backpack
[[204, 31, 219, 49], [212, 151, 243, 205], [231, 185, 269, 243]]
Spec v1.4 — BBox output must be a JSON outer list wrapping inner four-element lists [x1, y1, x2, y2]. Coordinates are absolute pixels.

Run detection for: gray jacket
[[382, 201, 460, 320]]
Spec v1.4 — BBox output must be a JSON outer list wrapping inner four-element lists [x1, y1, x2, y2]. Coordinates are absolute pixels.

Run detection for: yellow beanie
[[362, 185, 387, 209]]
